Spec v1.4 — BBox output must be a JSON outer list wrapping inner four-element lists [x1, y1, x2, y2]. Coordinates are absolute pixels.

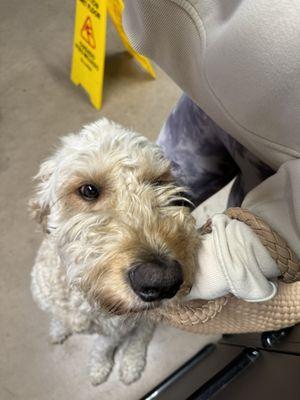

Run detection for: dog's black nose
[[128, 259, 183, 302]]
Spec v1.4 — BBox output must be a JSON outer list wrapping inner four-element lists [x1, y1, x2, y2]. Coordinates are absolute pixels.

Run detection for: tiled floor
[[0, 2, 225, 399]]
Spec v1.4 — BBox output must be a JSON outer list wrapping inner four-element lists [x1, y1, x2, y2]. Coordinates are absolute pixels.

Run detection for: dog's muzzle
[[128, 259, 183, 302]]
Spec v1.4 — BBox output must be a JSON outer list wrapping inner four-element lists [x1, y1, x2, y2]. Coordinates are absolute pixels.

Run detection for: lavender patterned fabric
[[157, 95, 274, 208]]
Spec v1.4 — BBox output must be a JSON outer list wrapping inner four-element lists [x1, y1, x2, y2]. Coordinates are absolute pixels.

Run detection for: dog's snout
[[128, 260, 183, 302]]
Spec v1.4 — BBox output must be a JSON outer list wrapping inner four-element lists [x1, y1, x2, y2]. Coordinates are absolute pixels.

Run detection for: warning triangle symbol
[[81, 16, 96, 49]]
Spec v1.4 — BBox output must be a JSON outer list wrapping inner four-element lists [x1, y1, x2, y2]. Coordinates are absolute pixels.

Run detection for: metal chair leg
[[141, 344, 216, 400], [187, 348, 261, 400]]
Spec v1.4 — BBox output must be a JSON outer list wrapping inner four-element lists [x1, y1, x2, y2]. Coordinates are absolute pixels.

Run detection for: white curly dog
[[30, 119, 199, 385]]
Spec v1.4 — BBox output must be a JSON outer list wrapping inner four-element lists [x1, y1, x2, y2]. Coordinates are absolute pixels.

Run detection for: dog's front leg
[[88, 335, 120, 385], [119, 319, 155, 385]]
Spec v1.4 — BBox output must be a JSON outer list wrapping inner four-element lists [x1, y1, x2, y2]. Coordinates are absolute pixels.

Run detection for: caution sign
[[81, 16, 96, 49], [71, 0, 107, 109], [71, 0, 155, 110]]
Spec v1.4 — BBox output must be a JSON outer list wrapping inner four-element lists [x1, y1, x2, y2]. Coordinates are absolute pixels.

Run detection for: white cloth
[[187, 214, 280, 302]]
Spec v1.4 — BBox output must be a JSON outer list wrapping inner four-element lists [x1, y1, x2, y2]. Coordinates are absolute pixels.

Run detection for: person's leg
[[158, 94, 275, 208], [157, 95, 239, 207]]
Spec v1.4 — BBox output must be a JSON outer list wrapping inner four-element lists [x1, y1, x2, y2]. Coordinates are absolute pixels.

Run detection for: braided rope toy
[[150, 208, 300, 334]]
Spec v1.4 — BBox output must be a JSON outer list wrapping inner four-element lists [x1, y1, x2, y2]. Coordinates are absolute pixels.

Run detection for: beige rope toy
[[150, 208, 300, 334]]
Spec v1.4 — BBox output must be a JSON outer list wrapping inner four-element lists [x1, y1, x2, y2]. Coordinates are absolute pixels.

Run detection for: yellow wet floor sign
[[71, 0, 156, 109]]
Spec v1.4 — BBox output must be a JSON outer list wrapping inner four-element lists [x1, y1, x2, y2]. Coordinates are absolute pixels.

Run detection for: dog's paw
[[50, 331, 71, 345], [88, 361, 113, 386], [119, 356, 146, 385], [49, 319, 71, 344]]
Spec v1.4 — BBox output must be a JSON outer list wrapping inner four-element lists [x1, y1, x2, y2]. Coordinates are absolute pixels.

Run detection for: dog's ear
[[29, 158, 56, 230]]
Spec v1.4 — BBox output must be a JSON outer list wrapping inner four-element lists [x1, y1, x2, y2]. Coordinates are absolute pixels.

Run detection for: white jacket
[[123, 0, 300, 301]]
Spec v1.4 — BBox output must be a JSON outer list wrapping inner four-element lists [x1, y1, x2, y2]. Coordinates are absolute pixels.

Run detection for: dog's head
[[30, 119, 200, 314]]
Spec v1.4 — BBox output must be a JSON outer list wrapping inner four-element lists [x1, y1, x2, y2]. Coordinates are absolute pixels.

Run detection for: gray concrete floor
[[0, 2, 222, 399]]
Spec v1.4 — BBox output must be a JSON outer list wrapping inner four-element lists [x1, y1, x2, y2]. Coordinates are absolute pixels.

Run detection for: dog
[[29, 119, 200, 385]]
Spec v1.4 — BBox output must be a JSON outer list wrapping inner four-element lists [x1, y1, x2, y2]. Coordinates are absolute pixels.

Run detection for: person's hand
[[187, 214, 280, 302]]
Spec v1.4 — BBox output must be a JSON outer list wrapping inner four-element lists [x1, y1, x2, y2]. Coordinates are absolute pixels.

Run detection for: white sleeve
[[242, 160, 300, 261]]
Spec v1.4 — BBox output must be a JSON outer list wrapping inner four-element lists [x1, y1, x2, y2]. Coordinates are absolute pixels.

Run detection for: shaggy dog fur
[[30, 119, 199, 385]]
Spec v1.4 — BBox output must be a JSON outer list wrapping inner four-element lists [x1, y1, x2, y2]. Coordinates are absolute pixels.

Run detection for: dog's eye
[[152, 180, 165, 187], [171, 193, 194, 209], [78, 184, 100, 201], [171, 199, 193, 208]]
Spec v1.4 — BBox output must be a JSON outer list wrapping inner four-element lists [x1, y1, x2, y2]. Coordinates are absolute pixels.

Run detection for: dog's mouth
[[100, 298, 160, 316], [93, 281, 191, 316], [103, 284, 191, 316], [117, 302, 161, 315]]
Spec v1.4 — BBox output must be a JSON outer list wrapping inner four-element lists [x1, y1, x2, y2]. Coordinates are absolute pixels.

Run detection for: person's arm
[[123, 0, 300, 169]]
